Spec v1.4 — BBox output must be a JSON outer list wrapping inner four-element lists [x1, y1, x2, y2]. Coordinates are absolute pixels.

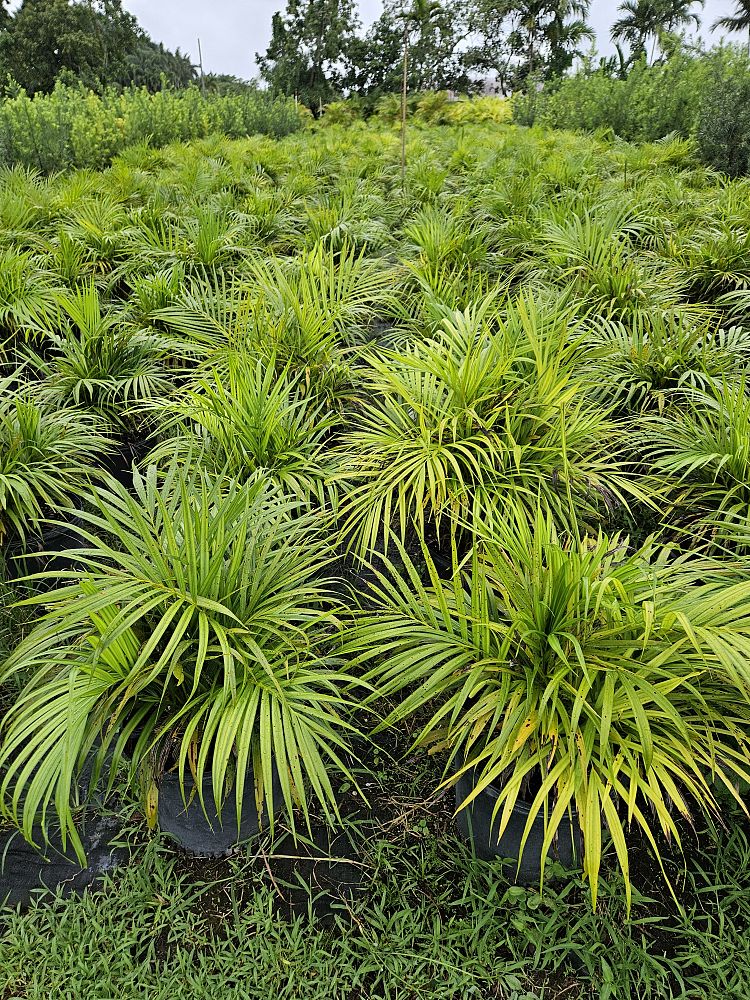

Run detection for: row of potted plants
[[2, 452, 750, 908], [0, 122, 749, 909]]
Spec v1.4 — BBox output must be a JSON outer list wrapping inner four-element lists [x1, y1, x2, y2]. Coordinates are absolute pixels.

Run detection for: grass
[[2, 718, 750, 1000], [2, 768, 750, 999]]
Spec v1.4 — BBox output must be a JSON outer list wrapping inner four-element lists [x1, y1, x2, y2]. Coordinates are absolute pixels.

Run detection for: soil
[[157, 725, 455, 935]]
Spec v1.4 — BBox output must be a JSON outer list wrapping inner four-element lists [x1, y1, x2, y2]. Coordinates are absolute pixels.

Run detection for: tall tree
[[125, 40, 196, 91], [713, 0, 750, 55], [0, 0, 196, 94], [346, 0, 468, 98], [612, 1, 667, 61], [612, 0, 703, 64], [465, 1, 593, 90], [0, 0, 153, 93], [257, 0, 360, 111], [545, 1, 595, 76]]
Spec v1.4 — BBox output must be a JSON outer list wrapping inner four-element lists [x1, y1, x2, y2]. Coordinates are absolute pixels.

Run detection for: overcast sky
[[107, 1, 750, 79]]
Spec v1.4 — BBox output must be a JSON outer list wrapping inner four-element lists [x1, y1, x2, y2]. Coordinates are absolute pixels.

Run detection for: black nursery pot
[[455, 771, 582, 884], [157, 765, 282, 858], [100, 435, 151, 489], [5, 513, 87, 583]]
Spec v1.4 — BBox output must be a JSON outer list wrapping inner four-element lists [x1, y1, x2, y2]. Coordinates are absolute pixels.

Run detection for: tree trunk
[[401, 26, 409, 189]]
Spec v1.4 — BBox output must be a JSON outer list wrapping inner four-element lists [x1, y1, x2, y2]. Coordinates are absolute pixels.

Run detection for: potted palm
[[0, 373, 111, 574], [0, 463, 362, 861], [642, 379, 750, 551], [27, 283, 183, 487], [335, 292, 647, 559], [345, 510, 750, 908], [147, 353, 338, 509], [31, 285, 179, 421]]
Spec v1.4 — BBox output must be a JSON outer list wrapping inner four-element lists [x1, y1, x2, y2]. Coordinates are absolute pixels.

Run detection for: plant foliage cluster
[[1, 117, 750, 920], [0, 84, 305, 172], [513, 45, 750, 176]]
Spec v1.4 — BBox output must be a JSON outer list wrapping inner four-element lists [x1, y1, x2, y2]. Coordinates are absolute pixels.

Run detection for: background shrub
[[512, 47, 750, 176], [0, 83, 305, 172], [696, 59, 750, 177]]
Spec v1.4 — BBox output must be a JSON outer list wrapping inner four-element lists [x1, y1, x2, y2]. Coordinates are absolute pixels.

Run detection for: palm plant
[[395, 204, 500, 333], [30, 285, 179, 422], [125, 266, 187, 327], [148, 355, 338, 506], [403, 204, 496, 279], [641, 379, 750, 548], [0, 465, 361, 861], [523, 202, 687, 324], [121, 214, 186, 273], [0, 248, 57, 346], [37, 229, 99, 288], [661, 0, 703, 33], [155, 244, 394, 403], [546, 3, 596, 77], [336, 293, 643, 555], [612, 0, 702, 63], [249, 243, 397, 350], [0, 198, 42, 251], [683, 221, 750, 299], [345, 511, 750, 908], [61, 195, 129, 275], [302, 180, 394, 254], [584, 313, 750, 414], [0, 374, 111, 542], [713, 0, 750, 55], [148, 270, 248, 357], [178, 207, 253, 269], [240, 185, 299, 250], [611, 0, 663, 60], [0, 166, 50, 242]]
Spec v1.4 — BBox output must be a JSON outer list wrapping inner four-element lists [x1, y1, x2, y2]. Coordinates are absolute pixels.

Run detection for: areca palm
[[152, 244, 393, 401], [30, 285, 179, 422], [612, 0, 702, 62], [148, 355, 338, 506], [584, 313, 750, 414], [0, 375, 111, 542], [662, 0, 703, 32], [336, 293, 644, 555], [523, 202, 687, 324], [515, 1, 594, 78], [682, 220, 750, 298], [641, 379, 750, 548], [0, 248, 57, 346], [345, 511, 750, 909], [0, 465, 361, 862], [713, 0, 750, 55]]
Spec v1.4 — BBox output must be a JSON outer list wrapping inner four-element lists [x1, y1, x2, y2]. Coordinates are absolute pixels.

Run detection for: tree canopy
[[256, 0, 360, 110], [0, 0, 195, 94]]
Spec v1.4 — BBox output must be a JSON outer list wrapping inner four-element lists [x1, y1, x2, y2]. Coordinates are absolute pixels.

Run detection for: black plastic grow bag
[[455, 771, 582, 883], [157, 764, 282, 858]]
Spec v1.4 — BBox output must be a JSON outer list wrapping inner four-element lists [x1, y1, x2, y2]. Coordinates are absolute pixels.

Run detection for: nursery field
[[2, 120, 750, 998]]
